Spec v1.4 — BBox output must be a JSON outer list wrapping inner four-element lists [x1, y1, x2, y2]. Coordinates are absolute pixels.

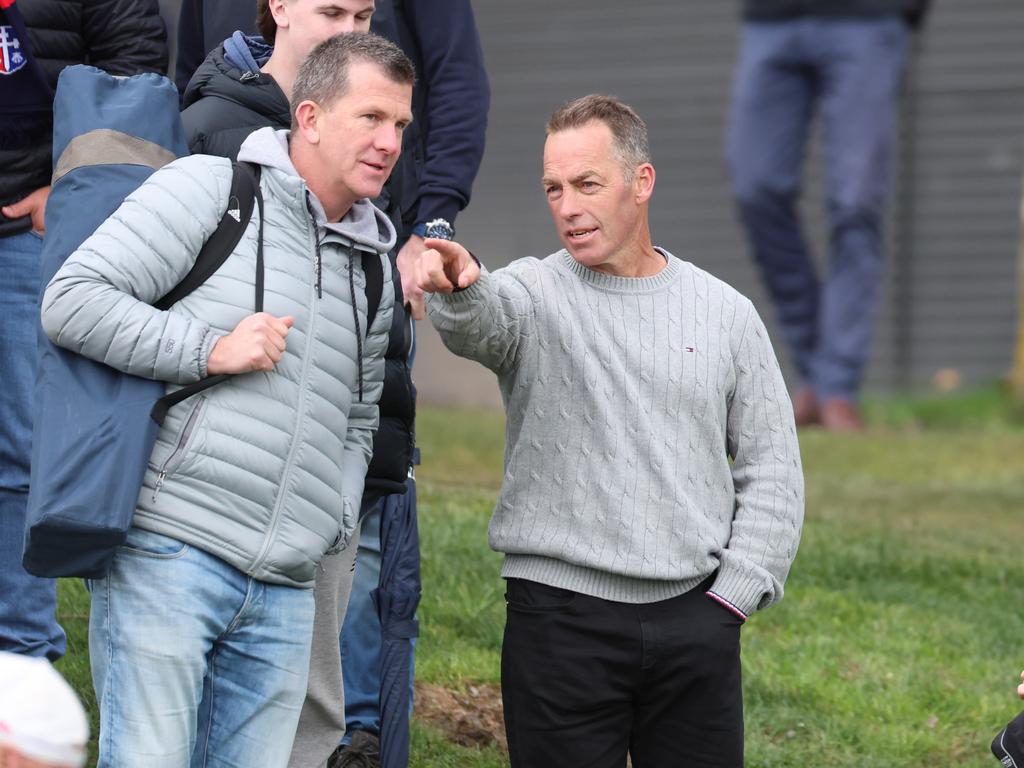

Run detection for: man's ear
[[633, 163, 656, 204], [294, 100, 321, 144], [268, 0, 289, 30]]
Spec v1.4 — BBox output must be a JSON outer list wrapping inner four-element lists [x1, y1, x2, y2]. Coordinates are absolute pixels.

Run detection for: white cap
[[0, 652, 89, 768]]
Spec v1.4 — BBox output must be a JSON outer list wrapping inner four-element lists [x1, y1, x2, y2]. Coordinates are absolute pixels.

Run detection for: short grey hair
[[291, 32, 415, 130], [546, 94, 651, 180]]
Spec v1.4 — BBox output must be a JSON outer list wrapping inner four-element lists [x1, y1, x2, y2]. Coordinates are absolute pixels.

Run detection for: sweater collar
[[556, 247, 681, 292]]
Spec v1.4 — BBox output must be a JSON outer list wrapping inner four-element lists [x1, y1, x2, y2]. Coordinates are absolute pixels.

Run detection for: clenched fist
[[208, 312, 294, 375]]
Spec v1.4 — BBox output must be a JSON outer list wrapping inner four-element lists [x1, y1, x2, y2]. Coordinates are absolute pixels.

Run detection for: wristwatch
[[423, 218, 454, 241]]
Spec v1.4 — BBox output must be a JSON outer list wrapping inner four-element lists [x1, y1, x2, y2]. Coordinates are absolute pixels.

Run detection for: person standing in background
[[0, 0, 167, 663], [726, 0, 930, 431]]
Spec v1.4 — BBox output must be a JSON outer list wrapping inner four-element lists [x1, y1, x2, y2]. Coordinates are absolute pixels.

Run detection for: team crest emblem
[[0, 25, 26, 75]]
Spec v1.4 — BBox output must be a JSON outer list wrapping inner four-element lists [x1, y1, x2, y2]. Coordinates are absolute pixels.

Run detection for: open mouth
[[567, 228, 597, 242]]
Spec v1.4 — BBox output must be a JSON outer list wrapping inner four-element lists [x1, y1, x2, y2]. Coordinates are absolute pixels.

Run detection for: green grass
[[56, 396, 1024, 767]]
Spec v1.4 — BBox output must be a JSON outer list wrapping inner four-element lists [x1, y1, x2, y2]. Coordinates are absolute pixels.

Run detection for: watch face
[[425, 218, 454, 240]]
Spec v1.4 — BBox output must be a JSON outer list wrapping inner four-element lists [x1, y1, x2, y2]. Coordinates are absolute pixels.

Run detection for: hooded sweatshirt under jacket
[[41, 127, 395, 588]]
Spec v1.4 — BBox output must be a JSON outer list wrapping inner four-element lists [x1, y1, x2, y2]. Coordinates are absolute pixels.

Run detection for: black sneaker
[[992, 711, 1024, 767], [329, 731, 381, 768]]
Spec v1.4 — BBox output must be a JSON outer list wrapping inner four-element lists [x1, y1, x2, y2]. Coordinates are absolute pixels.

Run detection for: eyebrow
[[541, 170, 600, 187]]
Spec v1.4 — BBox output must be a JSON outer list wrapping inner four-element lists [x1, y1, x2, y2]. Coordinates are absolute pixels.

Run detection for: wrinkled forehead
[[330, 63, 413, 118], [543, 123, 616, 173]]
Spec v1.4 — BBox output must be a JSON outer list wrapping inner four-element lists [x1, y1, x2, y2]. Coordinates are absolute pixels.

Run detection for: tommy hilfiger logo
[[0, 25, 26, 75], [685, 346, 695, 352]]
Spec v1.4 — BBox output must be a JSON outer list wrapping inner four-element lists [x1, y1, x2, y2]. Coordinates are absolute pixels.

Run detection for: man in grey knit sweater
[[415, 95, 804, 767]]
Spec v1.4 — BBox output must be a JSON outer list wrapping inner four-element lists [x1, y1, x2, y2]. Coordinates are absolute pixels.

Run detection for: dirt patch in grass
[[414, 681, 507, 753]]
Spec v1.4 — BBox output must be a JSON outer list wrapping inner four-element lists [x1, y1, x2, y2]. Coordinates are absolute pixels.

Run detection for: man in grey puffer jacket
[[40, 33, 413, 768]]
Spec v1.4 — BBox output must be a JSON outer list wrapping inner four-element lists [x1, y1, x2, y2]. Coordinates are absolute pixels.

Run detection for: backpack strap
[[150, 162, 264, 426], [364, 251, 385, 332], [154, 162, 260, 311]]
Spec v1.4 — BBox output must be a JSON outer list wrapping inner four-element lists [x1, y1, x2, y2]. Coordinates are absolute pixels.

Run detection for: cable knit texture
[[427, 249, 804, 616]]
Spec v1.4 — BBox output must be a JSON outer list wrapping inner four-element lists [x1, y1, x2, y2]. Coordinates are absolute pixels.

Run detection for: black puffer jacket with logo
[[0, 0, 167, 206]]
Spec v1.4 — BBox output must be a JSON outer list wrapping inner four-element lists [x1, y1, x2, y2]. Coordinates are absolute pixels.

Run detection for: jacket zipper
[[305, 197, 323, 298], [248, 201, 321, 575], [152, 396, 207, 502]]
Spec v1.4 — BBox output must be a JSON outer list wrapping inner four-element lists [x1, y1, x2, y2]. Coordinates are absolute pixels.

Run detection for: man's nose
[[374, 125, 402, 155], [557, 189, 583, 219]]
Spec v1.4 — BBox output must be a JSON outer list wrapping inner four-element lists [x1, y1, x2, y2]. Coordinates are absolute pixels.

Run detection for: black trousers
[[501, 577, 744, 768]]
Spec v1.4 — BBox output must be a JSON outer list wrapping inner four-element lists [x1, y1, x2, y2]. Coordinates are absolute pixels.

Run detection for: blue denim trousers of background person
[[340, 496, 385, 739], [727, 17, 909, 400], [0, 230, 65, 661], [89, 527, 316, 768]]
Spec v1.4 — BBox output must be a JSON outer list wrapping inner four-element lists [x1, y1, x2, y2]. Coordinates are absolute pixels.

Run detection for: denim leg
[[0, 231, 64, 660], [90, 527, 315, 768], [194, 572, 315, 768], [813, 18, 909, 399], [340, 496, 385, 738], [727, 22, 820, 384]]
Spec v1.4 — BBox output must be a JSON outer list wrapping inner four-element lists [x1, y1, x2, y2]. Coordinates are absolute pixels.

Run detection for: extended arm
[[420, 239, 534, 375]]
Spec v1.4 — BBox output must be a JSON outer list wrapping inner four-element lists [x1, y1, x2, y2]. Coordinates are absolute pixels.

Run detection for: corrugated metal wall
[[416, 0, 1024, 405]]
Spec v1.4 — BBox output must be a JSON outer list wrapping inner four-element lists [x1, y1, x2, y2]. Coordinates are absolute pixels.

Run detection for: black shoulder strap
[[150, 162, 265, 426], [154, 162, 260, 311], [365, 252, 385, 331]]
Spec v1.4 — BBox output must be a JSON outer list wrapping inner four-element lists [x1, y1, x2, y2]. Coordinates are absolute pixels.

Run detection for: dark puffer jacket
[[0, 0, 167, 206], [742, 0, 931, 26], [181, 36, 415, 492], [179, 37, 286, 159]]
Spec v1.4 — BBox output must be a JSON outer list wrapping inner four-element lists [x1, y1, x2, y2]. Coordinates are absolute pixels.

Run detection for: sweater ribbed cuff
[[428, 276, 486, 306], [709, 557, 771, 618]]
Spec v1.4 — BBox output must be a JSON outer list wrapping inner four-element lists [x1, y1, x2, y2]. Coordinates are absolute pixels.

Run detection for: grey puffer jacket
[[41, 128, 394, 588]]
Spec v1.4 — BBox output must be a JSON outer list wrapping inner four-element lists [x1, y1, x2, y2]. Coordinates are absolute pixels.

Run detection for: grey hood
[[238, 127, 397, 255]]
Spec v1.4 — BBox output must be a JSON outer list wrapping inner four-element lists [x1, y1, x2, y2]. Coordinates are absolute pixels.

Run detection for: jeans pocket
[[120, 527, 190, 559], [704, 592, 746, 627], [505, 579, 578, 612]]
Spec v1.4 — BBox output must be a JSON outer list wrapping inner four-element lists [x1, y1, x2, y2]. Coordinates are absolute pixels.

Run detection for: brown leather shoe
[[792, 388, 820, 427], [820, 398, 864, 432]]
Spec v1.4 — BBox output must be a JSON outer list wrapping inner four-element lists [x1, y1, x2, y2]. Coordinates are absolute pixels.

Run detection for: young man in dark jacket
[[0, 0, 166, 663], [726, 0, 930, 431], [177, 2, 489, 764]]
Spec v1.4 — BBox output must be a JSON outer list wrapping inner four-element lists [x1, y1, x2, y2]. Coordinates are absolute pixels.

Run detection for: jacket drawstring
[[348, 255, 365, 401]]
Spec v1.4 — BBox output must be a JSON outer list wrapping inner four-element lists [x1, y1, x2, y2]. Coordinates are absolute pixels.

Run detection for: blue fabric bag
[[22, 66, 259, 579]]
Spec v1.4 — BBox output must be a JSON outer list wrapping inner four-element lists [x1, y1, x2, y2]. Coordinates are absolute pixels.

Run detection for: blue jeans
[[0, 230, 65, 660], [89, 527, 316, 768], [727, 17, 909, 400]]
